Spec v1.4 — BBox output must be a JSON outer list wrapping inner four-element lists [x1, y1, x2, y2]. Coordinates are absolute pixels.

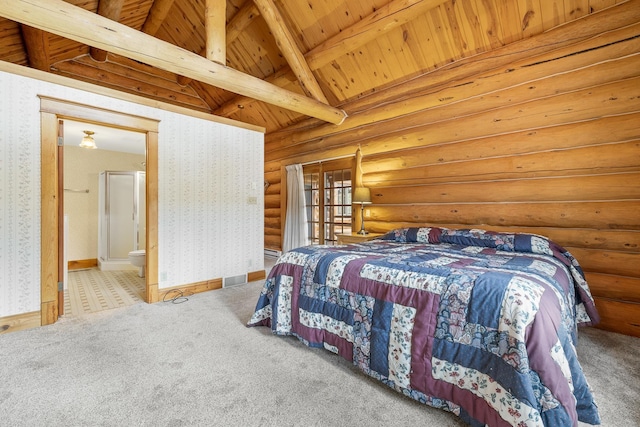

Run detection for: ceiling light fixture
[[79, 130, 97, 149]]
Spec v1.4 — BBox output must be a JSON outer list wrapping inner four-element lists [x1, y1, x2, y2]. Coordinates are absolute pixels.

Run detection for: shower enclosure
[[98, 171, 146, 271]]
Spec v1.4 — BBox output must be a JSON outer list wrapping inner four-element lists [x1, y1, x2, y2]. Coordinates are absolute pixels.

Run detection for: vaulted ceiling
[[0, 0, 615, 133]]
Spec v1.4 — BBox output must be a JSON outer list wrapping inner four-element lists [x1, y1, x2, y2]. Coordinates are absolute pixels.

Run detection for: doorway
[[39, 96, 160, 326], [63, 121, 147, 316]]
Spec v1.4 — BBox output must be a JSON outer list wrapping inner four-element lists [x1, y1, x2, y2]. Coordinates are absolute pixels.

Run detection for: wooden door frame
[[39, 96, 160, 326]]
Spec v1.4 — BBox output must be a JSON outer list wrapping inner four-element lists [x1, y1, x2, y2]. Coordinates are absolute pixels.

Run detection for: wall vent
[[223, 274, 247, 288], [264, 248, 282, 258]]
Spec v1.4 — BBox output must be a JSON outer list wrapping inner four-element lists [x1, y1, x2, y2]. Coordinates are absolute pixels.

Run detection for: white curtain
[[283, 164, 308, 252]]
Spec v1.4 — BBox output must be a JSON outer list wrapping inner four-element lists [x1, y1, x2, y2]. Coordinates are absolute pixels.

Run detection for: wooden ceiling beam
[[216, 68, 295, 116], [90, 0, 126, 62], [141, 0, 176, 35], [178, 2, 260, 86], [308, 0, 450, 70], [217, 0, 450, 117], [20, 25, 50, 71], [253, 0, 329, 104], [141, 0, 195, 88], [205, 0, 226, 64], [0, 0, 347, 125], [227, 2, 260, 44]]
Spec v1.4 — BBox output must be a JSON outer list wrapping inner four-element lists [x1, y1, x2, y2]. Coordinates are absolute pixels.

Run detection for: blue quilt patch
[[467, 272, 512, 329], [370, 299, 393, 376]]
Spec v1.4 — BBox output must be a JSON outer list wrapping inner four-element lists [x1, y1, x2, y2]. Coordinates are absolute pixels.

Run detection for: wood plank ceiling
[[0, 0, 622, 133]]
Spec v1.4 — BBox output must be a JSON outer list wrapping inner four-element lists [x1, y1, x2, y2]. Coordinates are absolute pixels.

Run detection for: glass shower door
[[107, 173, 135, 259]]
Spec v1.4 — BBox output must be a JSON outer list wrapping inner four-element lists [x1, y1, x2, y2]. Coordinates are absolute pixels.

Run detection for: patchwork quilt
[[248, 227, 601, 426]]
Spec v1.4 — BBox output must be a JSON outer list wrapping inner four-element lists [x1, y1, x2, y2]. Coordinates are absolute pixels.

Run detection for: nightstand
[[336, 232, 384, 245]]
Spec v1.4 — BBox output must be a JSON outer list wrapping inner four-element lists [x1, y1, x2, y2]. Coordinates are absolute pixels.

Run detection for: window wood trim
[[303, 158, 355, 245]]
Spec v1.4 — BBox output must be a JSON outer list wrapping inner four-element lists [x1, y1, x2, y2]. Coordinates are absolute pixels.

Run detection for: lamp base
[[358, 203, 369, 235]]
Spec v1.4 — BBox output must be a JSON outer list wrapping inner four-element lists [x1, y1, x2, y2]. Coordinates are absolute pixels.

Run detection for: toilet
[[128, 250, 146, 277]]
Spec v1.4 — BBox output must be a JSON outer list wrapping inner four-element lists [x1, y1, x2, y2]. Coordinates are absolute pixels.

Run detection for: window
[[304, 158, 354, 245]]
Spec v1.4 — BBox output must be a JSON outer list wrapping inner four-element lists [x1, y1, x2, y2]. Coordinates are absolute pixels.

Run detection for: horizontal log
[[264, 208, 280, 218], [366, 201, 640, 238], [586, 273, 640, 303], [364, 140, 640, 186], [369, 172, 640, 204], [267, 76, 640, 162], [264, 227, 281, 236], [362, 112, 640, 173], [264, 234, 282, 249], [265, 116, 640, 178], [356, 48, 640, 150], [568, 247, 640, 278], [264, 181, 281, 196], [265, 146, 357, 172], [264, 217, 281, 229], [265, 162, 283, 174], [264, 194, 280, 209], [363, 78, 640, 157], [592, 298, 640, 337]]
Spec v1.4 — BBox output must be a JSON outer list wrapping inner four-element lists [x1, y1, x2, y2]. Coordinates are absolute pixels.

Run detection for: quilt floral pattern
[[248, 227, 601, 426]]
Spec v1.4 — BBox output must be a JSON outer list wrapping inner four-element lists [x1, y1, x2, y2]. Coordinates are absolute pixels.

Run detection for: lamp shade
[[353, 187, 371, 204], [79, 130, 97, 149]]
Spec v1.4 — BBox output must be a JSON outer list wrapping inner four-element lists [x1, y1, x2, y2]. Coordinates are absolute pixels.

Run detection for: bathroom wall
[[0, 64, 264, 318], [64, 146, 146, 262]]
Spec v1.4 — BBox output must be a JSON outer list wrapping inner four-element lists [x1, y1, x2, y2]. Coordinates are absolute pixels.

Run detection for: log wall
[[264, 3, 640, 337]]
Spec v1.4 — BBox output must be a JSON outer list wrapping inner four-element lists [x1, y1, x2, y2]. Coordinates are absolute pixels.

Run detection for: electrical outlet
[[365, 208, 371, 218], [160, 271, 167, 281], [247, 196, 257, 205]]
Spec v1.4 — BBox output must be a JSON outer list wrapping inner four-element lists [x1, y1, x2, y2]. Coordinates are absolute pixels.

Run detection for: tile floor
[[63, 257, 277, 317]]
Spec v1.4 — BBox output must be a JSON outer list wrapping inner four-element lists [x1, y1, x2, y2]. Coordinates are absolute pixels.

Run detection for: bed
[[248, 227, 601, 426]]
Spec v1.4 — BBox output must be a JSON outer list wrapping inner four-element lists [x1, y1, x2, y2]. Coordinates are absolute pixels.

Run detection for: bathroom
[[63, 120, 147, 315]]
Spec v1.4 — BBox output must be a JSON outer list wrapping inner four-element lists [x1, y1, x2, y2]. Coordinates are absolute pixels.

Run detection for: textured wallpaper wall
[[64, 146, 146, 261], [158, 114, 265, 288], [0, 70, 264, 317]]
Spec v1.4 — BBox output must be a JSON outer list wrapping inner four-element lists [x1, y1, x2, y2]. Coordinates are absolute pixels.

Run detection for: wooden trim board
[[68, 259, 98, 270], [248, 270, 266, 282], [0, 311, 41, 335], [157, 279, 223, 303]]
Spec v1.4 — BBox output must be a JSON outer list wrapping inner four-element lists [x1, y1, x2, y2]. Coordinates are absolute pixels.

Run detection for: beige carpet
[[0, 279, 638, 426], [64, 268, 145, 316]]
